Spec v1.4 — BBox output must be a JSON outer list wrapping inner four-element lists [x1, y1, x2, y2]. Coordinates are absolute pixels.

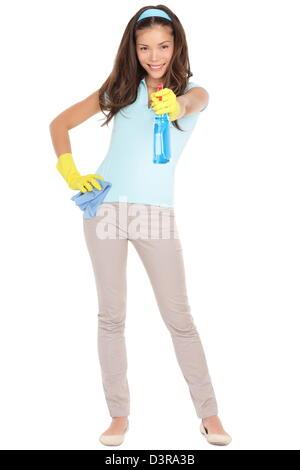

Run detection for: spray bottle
[[153, 82, 171, 164]]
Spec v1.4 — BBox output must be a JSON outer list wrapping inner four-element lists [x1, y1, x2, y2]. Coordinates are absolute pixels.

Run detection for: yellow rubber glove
[[150, 88, 181, 121], [56, 153, 104, 193]]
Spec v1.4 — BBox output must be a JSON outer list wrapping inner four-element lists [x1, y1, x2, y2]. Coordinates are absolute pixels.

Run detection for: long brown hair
[[97, 5, 195, 132]]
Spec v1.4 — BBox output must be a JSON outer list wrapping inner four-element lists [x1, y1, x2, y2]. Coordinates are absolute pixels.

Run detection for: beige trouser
[[83, 201, 218, 419]]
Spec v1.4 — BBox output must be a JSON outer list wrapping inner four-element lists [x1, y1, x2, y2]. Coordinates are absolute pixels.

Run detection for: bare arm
[[49, 90, 101, 158], [176, 87, 209, 118]]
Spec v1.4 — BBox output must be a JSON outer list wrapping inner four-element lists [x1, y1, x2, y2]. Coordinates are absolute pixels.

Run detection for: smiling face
[[135, 25, 174, 86]]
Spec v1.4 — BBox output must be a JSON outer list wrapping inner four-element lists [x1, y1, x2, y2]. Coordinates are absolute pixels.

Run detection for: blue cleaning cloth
[[70, 178, 112, 219]]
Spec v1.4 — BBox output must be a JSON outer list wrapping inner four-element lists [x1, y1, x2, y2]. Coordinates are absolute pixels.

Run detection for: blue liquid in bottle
[[153, 82, 171, 164]]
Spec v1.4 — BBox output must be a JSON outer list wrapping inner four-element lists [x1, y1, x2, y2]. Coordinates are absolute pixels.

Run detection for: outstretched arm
[[177, 87, 209, 118], [150, 86, 209, 120]]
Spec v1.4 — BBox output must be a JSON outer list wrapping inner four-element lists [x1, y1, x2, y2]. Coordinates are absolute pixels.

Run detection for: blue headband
[[137, 9, 172, 22]]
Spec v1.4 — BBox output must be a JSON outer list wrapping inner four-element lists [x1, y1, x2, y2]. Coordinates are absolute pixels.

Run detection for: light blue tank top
[[95, 78, 203, 207]]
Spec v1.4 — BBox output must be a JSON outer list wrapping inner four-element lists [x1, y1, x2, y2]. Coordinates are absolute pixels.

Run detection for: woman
[[49, 5, 232, 447]]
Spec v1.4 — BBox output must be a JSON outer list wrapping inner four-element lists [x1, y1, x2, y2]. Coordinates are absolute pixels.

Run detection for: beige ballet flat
[[99, 421, 129, 446], [200, 421, 232, 446]]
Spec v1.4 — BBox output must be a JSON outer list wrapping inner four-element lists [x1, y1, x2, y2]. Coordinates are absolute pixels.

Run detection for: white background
[[0, 0, 299, 450]]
